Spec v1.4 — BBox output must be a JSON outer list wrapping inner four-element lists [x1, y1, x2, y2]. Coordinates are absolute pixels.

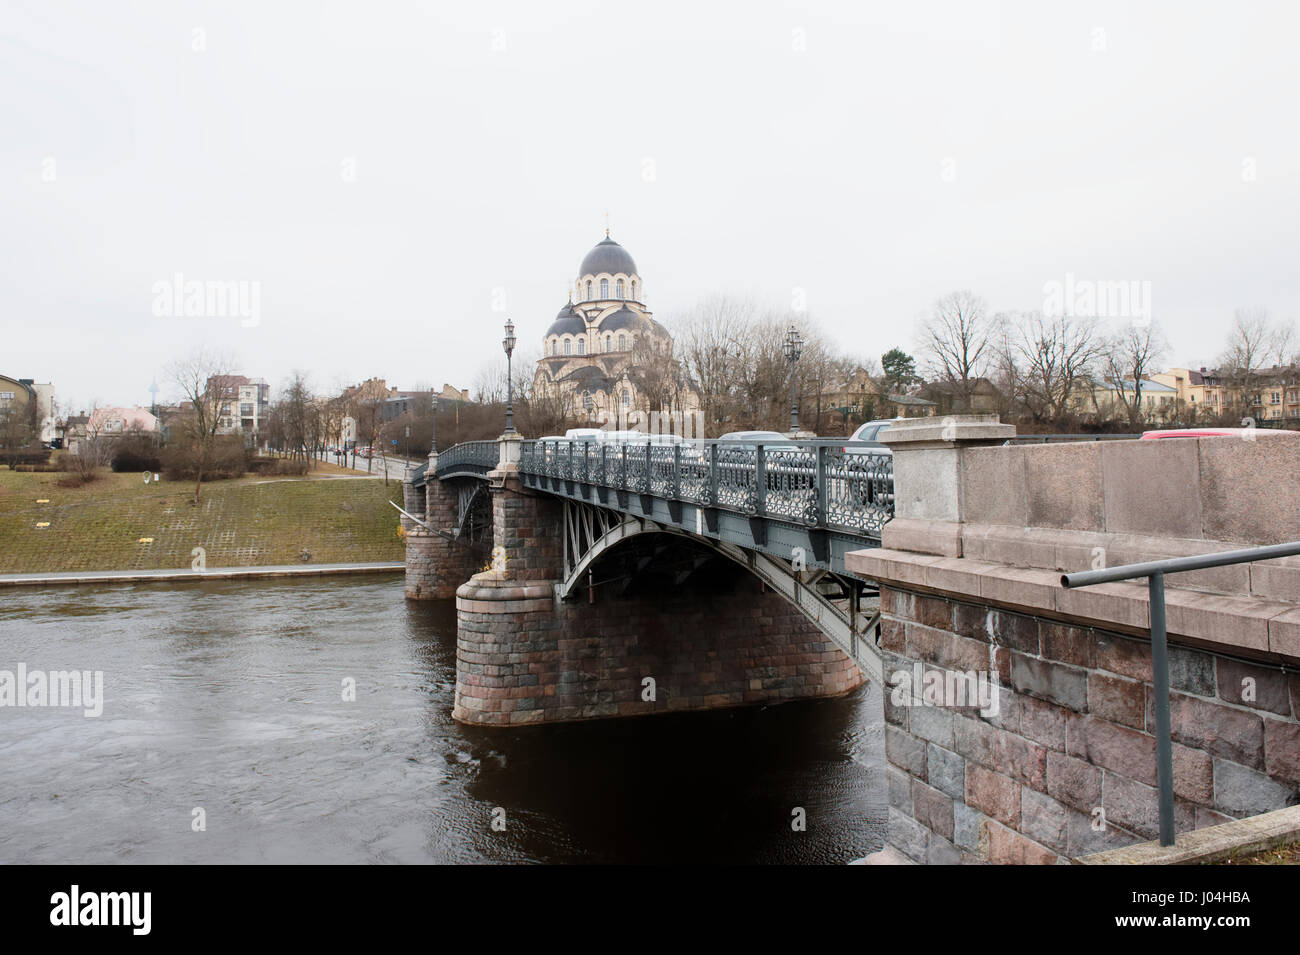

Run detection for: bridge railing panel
[[506, 435, 895, 538]]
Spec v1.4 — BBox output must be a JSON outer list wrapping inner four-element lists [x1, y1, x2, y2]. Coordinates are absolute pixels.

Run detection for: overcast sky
[[4, 0, 1299, 413]]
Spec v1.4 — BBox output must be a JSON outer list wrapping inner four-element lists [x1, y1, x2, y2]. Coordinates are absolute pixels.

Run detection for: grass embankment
[[1213, 842, 1300, 865], [0, 468, 405, 573]]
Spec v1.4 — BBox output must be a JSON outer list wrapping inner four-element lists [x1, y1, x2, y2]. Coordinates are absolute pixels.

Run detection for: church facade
[[532, 233, 698, 425]]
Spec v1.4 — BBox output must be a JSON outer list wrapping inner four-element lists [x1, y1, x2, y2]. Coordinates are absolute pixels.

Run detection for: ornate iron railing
[[516, 438, 893, 538], [433, 440, 499, 477]]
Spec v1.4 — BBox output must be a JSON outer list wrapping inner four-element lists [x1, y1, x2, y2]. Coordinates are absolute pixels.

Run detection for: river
[[0, 575, 885, 864]]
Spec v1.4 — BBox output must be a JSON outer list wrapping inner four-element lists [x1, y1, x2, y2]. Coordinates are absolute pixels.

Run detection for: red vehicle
[[1140, 427, 1299, 440]]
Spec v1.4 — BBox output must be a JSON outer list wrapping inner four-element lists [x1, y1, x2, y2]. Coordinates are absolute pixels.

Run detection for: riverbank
[[0, 561, 403, 588], [0, 468, 405, 574]]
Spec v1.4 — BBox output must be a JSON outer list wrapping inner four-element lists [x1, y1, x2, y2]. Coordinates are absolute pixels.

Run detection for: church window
[[618, 334, 626, 350], [621, 390, 630, 408], [586, 281, 592, 301], [631, 280, 637, 299], [616, 279, 624, 299], [577, 338, 585, 355], [564, 338, 571, 356], [600, 278, 609, 298], [605, 334, 612, 352]]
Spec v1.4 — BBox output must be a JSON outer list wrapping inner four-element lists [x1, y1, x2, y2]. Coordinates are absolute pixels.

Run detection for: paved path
[[0, 562, 404, 588]]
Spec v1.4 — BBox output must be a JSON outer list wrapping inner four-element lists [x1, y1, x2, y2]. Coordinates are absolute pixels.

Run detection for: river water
[[0, 575, 886, 864]]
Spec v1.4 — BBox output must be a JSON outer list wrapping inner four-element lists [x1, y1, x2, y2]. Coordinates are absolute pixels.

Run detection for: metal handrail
[[1061, 539, 1300, 847]]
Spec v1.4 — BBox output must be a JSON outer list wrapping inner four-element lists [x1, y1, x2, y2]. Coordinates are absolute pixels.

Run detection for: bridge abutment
[[847, 419, 1300, 863]]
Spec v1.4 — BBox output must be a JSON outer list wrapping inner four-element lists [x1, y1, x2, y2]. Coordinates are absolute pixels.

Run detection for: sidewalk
[[0, 562, 404, 588]]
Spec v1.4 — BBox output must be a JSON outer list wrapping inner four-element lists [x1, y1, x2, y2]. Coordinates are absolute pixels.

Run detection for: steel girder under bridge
[[555, 500, 884, 687]]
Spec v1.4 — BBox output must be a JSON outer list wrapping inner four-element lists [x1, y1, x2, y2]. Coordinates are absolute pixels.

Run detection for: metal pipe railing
[[1061, 539, 1300, 847]]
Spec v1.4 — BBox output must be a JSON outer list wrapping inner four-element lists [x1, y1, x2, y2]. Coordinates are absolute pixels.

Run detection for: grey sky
[[4, 0, 1298, 413]]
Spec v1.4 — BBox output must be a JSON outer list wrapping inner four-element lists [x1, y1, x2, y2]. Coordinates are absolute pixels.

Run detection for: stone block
[[955, 715, 1048, 789], [1264, 719, 1300, 787], [1163, 589, 1275, 655], [1216, 658, 1292, 716], [1010, 652, 1088, 711], [961, 446, 1027, 527], [989, 611, 1041, 654], [887, 765, 913, 813], [1168, 692, 1265, 771], [1093, 631, 1153, 682], [953, 802, 987, 856], [927, 743, 966, 800], [887, 807, 930, 863], [1023, 442, 1105, 531], [911, 779, 955, 840], [885, 723, 927, 777], [1101, 438, 1201, 537], [979, 567, 1061, 614], [925, 834, 964, 865], [1066, 804, 1139, 857], [1047, 751, 1103, 814], [965, 763, 1021, 828], [1249, 556, 1300, 603], [986, 820, 1059, 864], [1102, 772, 1195, 839], [1041, 622, 1094, 668], [1197, 434, 1300, 545], [1054, 580, 1149, 633], [1213, 759, 1298, 818], [1270, 608, 1300, 661], [1088, 672, 1145, 730], [1018, 694, 1069, 751], [1021, 787, 1070, 855], [910, 705, 956, 748], [881, 518, 963, 557]]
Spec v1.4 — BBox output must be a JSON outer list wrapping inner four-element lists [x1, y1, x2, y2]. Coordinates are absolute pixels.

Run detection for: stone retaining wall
[[879, 585, 1300, 864]]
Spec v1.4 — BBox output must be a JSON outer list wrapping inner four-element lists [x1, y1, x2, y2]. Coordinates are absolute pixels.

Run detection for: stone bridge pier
[[846, 417, 1300, 863], [403, 449, 482, 600], [439, 436, 863, 726]]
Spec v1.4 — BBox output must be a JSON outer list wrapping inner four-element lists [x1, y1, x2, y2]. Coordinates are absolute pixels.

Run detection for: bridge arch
[[555, 501, 882, 686]]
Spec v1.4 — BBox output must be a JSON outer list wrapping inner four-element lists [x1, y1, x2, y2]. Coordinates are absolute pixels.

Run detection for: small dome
[[599, 307, 644, 333], [546, 304, 586, 338], [579, 237, 637, 278]]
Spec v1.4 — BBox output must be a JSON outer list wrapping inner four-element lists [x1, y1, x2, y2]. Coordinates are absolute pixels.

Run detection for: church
[[532, 232, 699, 424]]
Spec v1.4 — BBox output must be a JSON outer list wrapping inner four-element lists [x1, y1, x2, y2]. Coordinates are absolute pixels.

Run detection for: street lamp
[[502, 318, 517, 435], [783, 323, 804, 433]]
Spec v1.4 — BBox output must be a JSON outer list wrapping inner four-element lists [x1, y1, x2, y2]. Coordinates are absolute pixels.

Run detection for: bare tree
[[998, 311, 1102, 426], [920, 290, 990, 408], [1101, 321, 1168, 425], [672, 295, 757, 434], [168, 348, 239, 503], [1217, 307, 1296, 417]]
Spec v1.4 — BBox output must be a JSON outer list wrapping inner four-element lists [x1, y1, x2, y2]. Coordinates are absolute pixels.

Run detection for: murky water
[[0, 576, 885, 864]]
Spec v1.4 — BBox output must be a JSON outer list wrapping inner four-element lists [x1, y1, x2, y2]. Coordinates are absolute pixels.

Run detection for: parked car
[[845, 418, 905, 452]]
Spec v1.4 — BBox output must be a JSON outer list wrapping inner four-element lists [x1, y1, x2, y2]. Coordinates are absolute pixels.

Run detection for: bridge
[[401, 416, 1300, 865], [403, 433, 895, 684]]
